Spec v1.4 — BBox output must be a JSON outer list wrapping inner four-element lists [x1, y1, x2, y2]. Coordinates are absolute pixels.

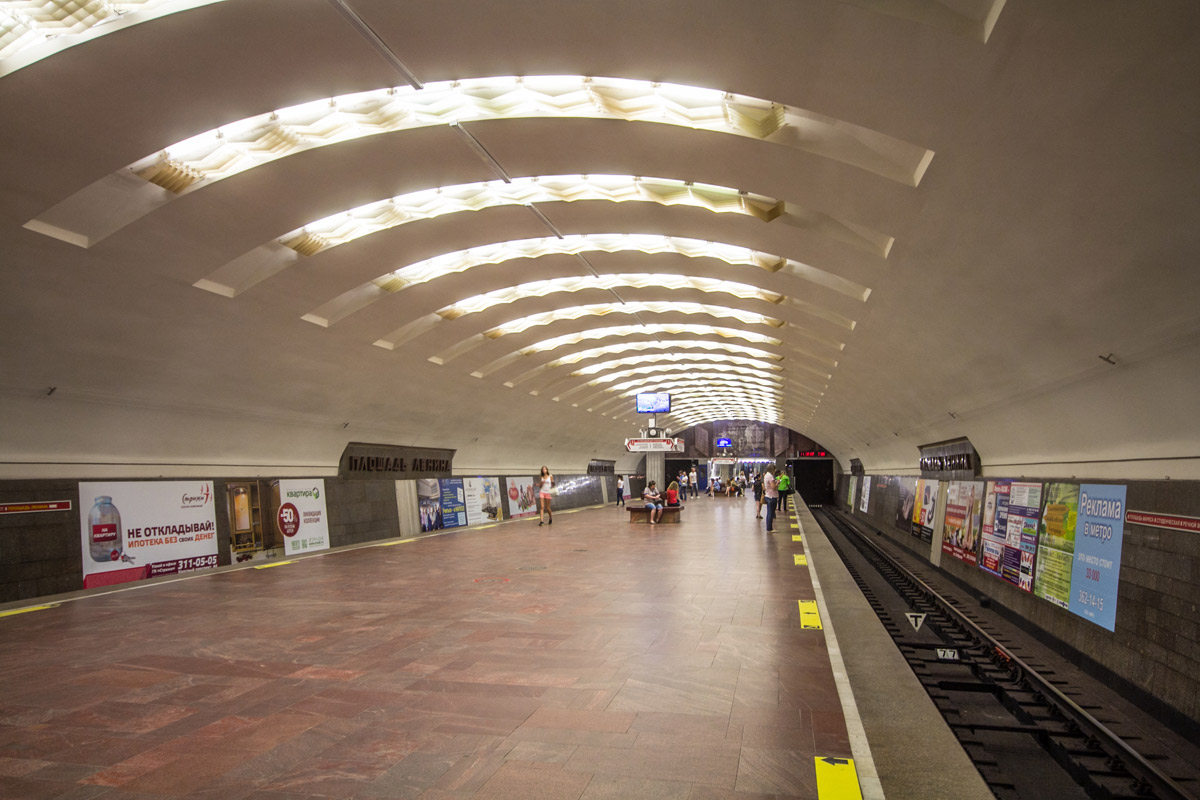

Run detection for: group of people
[[538, 465, 795, 529]]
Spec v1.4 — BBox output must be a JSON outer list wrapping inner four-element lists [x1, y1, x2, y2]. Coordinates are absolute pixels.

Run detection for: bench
[[628, 506, 682, 524]]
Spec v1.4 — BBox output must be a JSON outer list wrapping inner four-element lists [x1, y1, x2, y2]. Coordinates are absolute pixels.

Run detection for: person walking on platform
[[777, 469, 792, 513], [537, 465, 555, 526], [764, 469, 779, 532], [615, 475, 625, 507], [753, 472, 764, 518], [689, 467, 698, 498]]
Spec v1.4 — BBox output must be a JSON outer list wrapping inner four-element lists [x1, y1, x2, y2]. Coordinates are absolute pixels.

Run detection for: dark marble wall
[[1, 473, 615, 604], [831, 473, 1200, 728]]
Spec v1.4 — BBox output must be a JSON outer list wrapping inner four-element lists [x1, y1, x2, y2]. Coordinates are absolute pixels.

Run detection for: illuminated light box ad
[[911, 479, 940, 543], [79, 481, 218, 589], [635, 392, 671, 413], [463, 477, 503, 524], [1005, 482, 1043, 593], [277, 480, 330, 556]]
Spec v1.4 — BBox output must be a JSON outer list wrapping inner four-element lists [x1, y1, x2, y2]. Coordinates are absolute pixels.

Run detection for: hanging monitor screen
[[635, 392, 671, 413]]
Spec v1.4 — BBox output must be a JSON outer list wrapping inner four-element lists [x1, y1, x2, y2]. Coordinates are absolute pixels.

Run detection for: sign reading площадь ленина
[[338, 442, 455, 480]]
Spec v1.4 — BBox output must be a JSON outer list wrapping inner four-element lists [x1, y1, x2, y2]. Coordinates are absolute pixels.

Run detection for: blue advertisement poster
[[440, 478, 467, 529], [1068, 484, 1127, 631]]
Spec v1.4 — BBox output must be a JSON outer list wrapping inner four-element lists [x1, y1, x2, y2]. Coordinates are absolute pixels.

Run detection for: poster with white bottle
[[276, 480, 330, 556], [79, 481, 219, 589]]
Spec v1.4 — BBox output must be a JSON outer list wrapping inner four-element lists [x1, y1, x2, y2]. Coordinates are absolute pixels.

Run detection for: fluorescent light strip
[[27, 75, 933, 247], [0, 1, 228, 77], [196, 176, 892, 296], [504, 340, 782, 387], [358, 275, 786, 353], [301, 233, 865, 327], [564, 370, 785, 404], [408, 302, 786, 363], [476, 325, 783, 379], [540, 356, 785, 398]]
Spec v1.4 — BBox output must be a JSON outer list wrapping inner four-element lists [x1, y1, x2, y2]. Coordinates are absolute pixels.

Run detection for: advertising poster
[[1034, 483, 1079, 609], [1069, 484, 1127, 630], [440, 478, 467, 529], [277, 480, 330, 556], [79, 481, 218, 589], [506, 476, 538, 518], [417, 478, 467, 532], [463, 477, 503, 525], [979, 480, 1010, 577], [859, 478, 872, 513], [1005, 481, 1043, 592], [912, 479, 939, 542], [942, 481, 985, 565], [893, 477, 918, 533], [847, 476, 858, 508]]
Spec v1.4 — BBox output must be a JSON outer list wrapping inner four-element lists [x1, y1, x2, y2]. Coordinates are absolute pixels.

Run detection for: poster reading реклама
[[276, 480, 330, 556], [1068, 484, 1127, 631], [79, 481, 218, 589]]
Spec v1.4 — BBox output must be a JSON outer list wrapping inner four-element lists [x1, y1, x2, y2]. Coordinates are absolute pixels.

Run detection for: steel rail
[[817, 508, 1196, 800]]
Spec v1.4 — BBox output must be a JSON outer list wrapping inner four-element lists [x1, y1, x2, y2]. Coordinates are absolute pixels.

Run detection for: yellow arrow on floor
[[794, 554, 808, 566], [814, 756, 863, 799], [798, 600, 822, 629]]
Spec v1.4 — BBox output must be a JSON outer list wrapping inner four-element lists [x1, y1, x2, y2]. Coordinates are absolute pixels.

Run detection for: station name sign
[[338, 442, 455, 480], [917, 438, 980, 479], [918, 453, 974, 473]]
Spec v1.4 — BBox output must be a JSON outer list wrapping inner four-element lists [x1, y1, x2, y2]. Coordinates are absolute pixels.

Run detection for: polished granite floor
[[1, 496, 852, 799]]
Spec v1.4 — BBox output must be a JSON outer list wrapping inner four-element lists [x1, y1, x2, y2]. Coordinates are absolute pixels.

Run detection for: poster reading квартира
[[276, 480, 330, 556], [79, 481, 219, 589]]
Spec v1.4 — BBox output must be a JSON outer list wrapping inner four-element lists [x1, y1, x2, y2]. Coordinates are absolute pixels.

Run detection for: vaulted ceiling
[[1, 0, 1198, 479]]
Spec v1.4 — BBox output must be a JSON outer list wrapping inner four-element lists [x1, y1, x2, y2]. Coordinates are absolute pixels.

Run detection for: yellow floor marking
[[790, 522, 800, 528], [814, 756, 863, 799], [0, 603, 60, 618], [253, 560, 295, 569], [374, 539, 416, 547], [792, 534, 804, 542], [794, 554, 808, 566], [798, 600, 823, 629]]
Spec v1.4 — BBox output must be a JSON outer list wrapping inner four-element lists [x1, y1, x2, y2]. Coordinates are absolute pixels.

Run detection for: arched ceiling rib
[[24, 74, 933, 248], [4, 0, 1198, 479]]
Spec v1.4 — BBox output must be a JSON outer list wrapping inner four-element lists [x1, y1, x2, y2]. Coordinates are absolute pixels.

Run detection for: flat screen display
[[635, 392, 671, 413], [716, 437, 732, 447]]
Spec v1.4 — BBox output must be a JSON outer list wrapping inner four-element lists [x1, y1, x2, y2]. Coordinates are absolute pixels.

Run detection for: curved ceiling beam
[[300, 233, 868, 327], [532, 353, 786, 398], [196, 175, 893, 297], [0, 0, 229, 77], [582, 377, 822, 415], [25, 75, 933, 247], [364, 275, 850, 354], [504, 340, 784, 388], [473, 323, 785, 379], [411, 303, 825, 367], [555, 367, 785, 403]]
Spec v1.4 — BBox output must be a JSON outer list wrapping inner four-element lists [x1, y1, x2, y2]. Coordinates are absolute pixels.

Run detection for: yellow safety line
[[0, 603, 60, 618], [814, 756, 863, 799], [253, 560, 295, 569], [794, 554, 808, 566], [798, 600, 823, 629], [374, 539, 417, 546]]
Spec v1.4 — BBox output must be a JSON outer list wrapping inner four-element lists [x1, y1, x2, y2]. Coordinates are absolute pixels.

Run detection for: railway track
[[811, 507, 1198, 800]]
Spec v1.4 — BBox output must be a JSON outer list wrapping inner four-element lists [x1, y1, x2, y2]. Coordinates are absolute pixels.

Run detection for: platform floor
[[0, 496, 990, 799]]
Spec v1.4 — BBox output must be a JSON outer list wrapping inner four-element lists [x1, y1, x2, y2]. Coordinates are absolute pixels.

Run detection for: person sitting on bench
[[665, 481, 683, 508], [643, 481, 665, 523]]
